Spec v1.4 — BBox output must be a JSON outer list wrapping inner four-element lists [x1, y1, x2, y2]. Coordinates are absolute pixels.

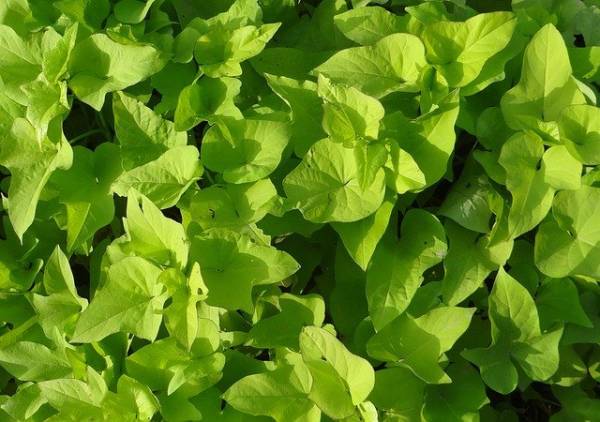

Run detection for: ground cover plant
[[1, 0, 600, 420]]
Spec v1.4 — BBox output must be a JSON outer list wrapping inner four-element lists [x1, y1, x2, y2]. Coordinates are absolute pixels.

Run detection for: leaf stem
[[204, 171, 215, 185], [69, 129, 106, 145]]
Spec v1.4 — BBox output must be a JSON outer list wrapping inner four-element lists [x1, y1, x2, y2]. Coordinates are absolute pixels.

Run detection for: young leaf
[[50, 144, 121, 253], [68, 34, 167, 110], [31, 247, 87, 335], [194, 23, 281, 78], [422, 363, 489, 422], [441, 221, 495, 306], [162, 263, 208, 351], [382, 90, 460, 189], [185, 179, 278, 230], [113, 91, 187, 169], [558, 104, 600, 165], [283, 138, 386, 223], [463, 269, 562, 393], [317, 74, 385, 145], [189, 228, 299, 312], [224, 363, 318, 422], [112, 145, 203, 209], [366, 209, 447, 330], [422, 12, 517, 87], [0, 118, 72, 240], [500, 24, 585, 135], [265, 75, 326, 156], [334, 6, 408, 45], [367, 313, 450, 384], [121, 193, 189, 269], [332, 191, 395, 271], [314, 33, 427, 98], [202, 118, 291, 183], [0, 341, 72, 382], [499, 131, 554, 239], [535, 185, 600, 279], [72, 256, 167, 343], [300, 326, 375, 408]]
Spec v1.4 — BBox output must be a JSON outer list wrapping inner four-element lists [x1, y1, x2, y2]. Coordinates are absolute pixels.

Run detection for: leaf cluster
[[0, 0, 600, 421]]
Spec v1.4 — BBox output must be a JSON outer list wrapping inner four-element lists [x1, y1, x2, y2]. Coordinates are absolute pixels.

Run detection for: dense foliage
[[1, 0, 600, 420]]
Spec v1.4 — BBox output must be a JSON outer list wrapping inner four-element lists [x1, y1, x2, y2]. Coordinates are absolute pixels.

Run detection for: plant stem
[[69, 129, 106, 145]]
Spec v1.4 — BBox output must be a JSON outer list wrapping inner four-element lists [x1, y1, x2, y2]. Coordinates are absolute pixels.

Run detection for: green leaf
[[300, 326, 375, 408], [162, 263, 208, 351], [500, 23, 585, 135], [194, 23, 281, 78], [313, 33, 427, 98], [462, 343, 518, 395], [72, 256, 167, 342], [488, 268, 540, 343], [498, 131, 554, 239], [304, 359, 355, 418], [265, 75, 326, 156], [116, 375, 159, 421], [248, 294, 325, 349], [189, 228, 299, 312], [68, 34, 167, 110], [283, 138, 386, 223], [0, 218, 43, 292], [512, 327, 563, 382], [332, 191, 395, 271], [422, 363, 489, 422], [439, 159, 493, 233], [298, 0, 354, 52], [54, 0, 110, 32], [37, 377, 102, 414], [552, 385, 600, 422], [43, 24, 78, 83], [174, 76, 242, 131], [414, 306, 475, 352], [151, 62, 197, 114], [535, 185, 600, 279], [370, 366, 425, 419], [382, 90, 460, 189], [31, 246, 87, 335], [0, 341, 71, 382], [441, 220, 495, 306], [112, 145, 203, 209], [251, 48, 330, 80], [20, 78, 69, 141], [125, 333, 222, 392], [114, 0, 156, 24], [0, 118, 72, 240], [558, 104, 600, 165], [185, 179, 278, 230], [113, 91, 187, 169], [0, 24, 41, 103], [366, 209, 447, 330], [224, 363, 318, 422], [317, 74, 385, 145], [367, 313, 450, 384], [422, 12, 516, 87], [463, 269, 562, 393], [202, 118, 291, 183], [383, 140, 427, 194], [536, 278, 592, 329], [333, 6, 408, 45], [540, 145, 581, 191], [120, 192, 189, 269], [50, 144, 121, 253]]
